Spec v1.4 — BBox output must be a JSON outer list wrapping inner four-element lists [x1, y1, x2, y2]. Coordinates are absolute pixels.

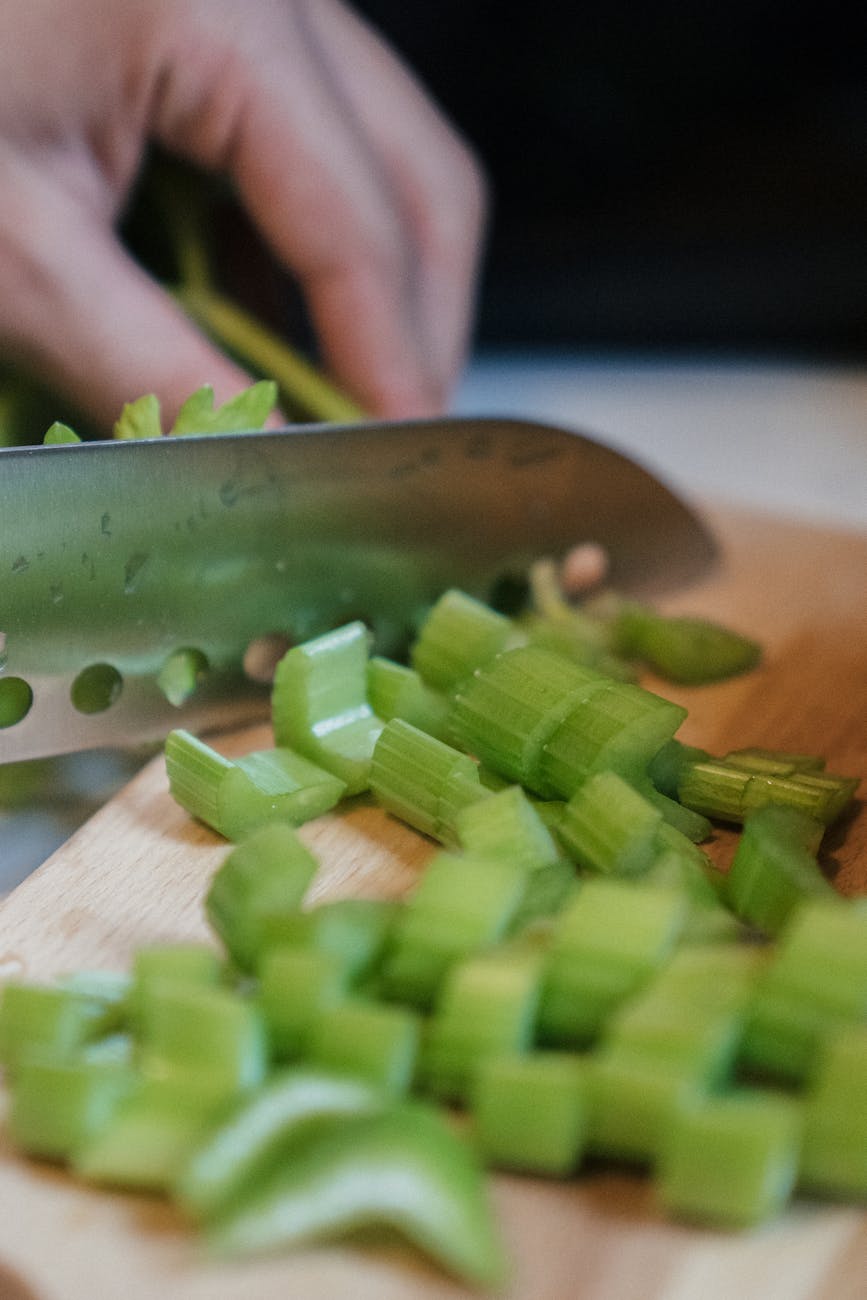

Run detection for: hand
[[0, 0, 486, 427]]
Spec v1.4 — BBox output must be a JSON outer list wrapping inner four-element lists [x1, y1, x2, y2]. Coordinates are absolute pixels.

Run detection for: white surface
[[455, 351, 867, 530]]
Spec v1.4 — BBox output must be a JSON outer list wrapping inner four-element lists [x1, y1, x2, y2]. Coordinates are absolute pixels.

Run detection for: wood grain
[[0, 506, 865, 1300]]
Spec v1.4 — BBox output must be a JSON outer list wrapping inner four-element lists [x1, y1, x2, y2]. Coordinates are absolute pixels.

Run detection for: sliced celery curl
[[4, 587, 866, 1287]]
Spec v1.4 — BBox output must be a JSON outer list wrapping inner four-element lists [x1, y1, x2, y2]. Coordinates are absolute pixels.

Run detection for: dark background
[[356, 1, 867, 358]]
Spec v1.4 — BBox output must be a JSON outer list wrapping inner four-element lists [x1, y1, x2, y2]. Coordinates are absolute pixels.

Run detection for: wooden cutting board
[[1, 504, 866, 1300]]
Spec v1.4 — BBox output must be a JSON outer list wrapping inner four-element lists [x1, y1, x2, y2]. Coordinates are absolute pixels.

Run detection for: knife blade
[[0, 416, 716, 762]]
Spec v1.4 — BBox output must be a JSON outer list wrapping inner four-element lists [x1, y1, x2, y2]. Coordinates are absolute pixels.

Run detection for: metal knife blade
[[0, 416, 716, 762]]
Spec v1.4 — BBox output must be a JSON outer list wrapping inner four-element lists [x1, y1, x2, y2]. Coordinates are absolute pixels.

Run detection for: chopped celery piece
[[175, 1068, 387, 1221], [209, 1103, 508, 1292], [370, 718, 487, 843], [539, 683, 687, 799], [379, 852, 531, 1008], [644, 823, 719, 907], [366, 656, 451, 741], [602, 997, 743, 1087], [648, 739, 711, 799], [454, 783, 561, 871], [586, 1054, 705, 1164], [165, 730, 346, 841], [799, 1027, 867, 1197], [43, 420, 81, 444], [156, 647, 209, 706], [639, 781, 713, 843], [723, 747, 827, 775], [0, 983, 115, 1073], [657, 1090, 802, 1227], [205, 824, 318, 971], [740, 900, 867, 1082], [410, 589, 517, 691], [538, 881, 688, 1046], [130, 944, 222, 1024], [307, 1000, 420, 1096], [271, 621, 383, 795], [649, 943, 769, 1014], [613, 603, 761, 684], [73, 1076, 221, 1191], [168, 380, 277, 435], [508, 857, 579, 932], [138, 981, 267, 1101], [113, 392, 162, 440], [471, 1051, 587, 1176], [257, 899, 396, 982], [449, 645, 608, 795], [725, 805, 833, 935], [678, 758, 857, 826], [8, 1056, 136, 1160], [557, 771, 663, 876], [258, 946, 351, 1060], [422, 948, 542, 1103]]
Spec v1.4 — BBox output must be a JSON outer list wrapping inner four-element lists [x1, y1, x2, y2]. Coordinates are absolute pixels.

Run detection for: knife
[[0, 416, 716, 763]]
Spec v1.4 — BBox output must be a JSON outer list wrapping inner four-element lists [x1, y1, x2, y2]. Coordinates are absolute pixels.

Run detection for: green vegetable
[[725, 805, 833, 935], [472, 1052, 588, 1177]]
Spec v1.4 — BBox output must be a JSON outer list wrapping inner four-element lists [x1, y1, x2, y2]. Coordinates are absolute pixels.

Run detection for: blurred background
[[357, 0, 867, 357]]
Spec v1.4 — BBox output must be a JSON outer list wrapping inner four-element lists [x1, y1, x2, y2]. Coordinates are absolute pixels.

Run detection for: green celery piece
[[508, 857, 579, 933], [538, 881, 688, 1047], [73, 1076, 222, 1191], [602, 997, 743, 1087], [42, 420, 81, 444], [539, 683, 687, 799], [113, 392, 162, 440], [410, 588, 518, 691], [454, 783, 562, 872], [168, 381, 277, 435], [306, 1000, 420, 1096], [258, 946, 351, 1060], [208, 1103, 508, 1292], [379, 852, 531, 1009], [449, 644, 609, 795], [520, 610, 634, 680], [638, 780, 713, 843], [205, 823, 319, 971], [648, 739, 712, 798], [272, 621, 383, 795], [0, 983, 117, 1073], [178, 286, 365, 423], [138, 980, 267, 1101], [165, 730, 346, 841], [724, 747, 827, 776], [650, 943, 769, 1013], [644, 823, 719, 906], [366, 656, 452, 741], [256, 899, 397, 983], [471, 1051, 588, 1177], [8, 1055, 136, 1160], [174, 1068, 387, 1221], [585, 1053, 706, 1165], [130, 944, 222, 1025], [369, 717, 487, 843], [658, 1089, 802, 1227], [613, 602, 761, 684], [725, 805, 833, 936], [799, 1026, 867, 1197], [678, 759, 858, 827], [557, 771, 663, 876], [739, 900, 867, 1083], [156, 647, 209, 706], [421, 947, 543, 1103]]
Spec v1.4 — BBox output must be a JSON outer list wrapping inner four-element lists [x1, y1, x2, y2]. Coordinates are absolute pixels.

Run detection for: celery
[[307, 1000, 420, 1096], [471, 1052, 588, 1176], [175, 1068, 387, 1221], [585, 1055, 705, 1165], [557, 771, 663, 876], [677, 757, 857, 826], [421, 948, 543, 1102], [449, 645, 608, 794], [613, 603, 761, 684], [258, 947, 351, 1060], [271, 622, 383, 795], [410, 589, 517, 691], [8, 1057, 135, 1160], [165, 730, 346, 841], [454, 784, 562, 872], [725, 805, 833, 935], [657, 1090, 802, 1227], [799, 1027, 867, 1197], [209, 1104, 508, 1290], [130, 944, 222, 1025], [370, 718, 488, 843], [0, 983, 116, 1073], [204, 824, 318, 971], [257, 898, 396, 983], [366, 655, 451, 741]]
